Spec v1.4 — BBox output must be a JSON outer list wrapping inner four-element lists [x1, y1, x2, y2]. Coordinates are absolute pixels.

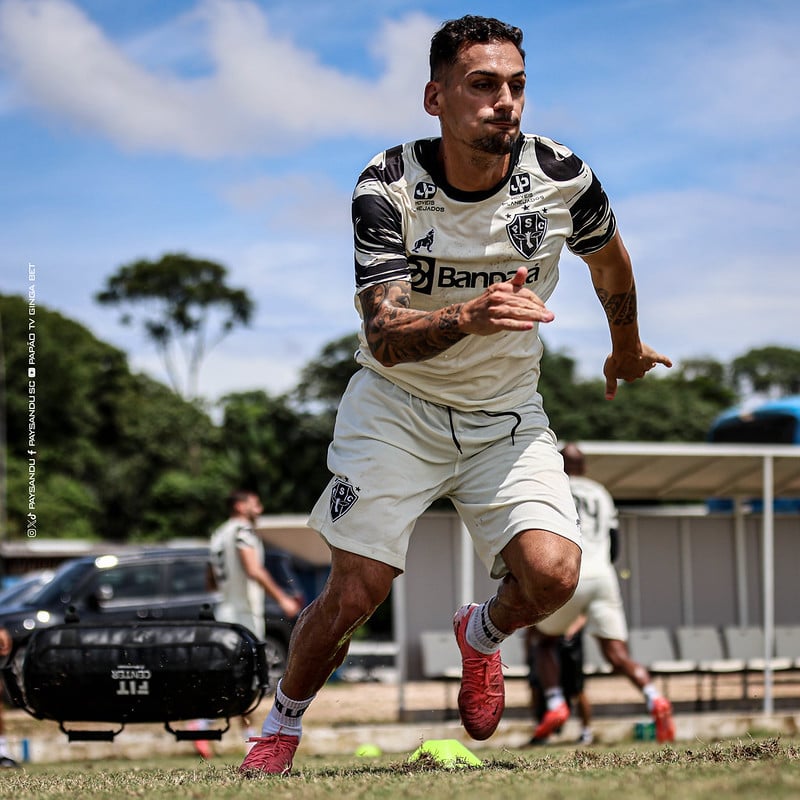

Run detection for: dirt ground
[[301, 670, 800, 727], [6, 671, 800, 741]]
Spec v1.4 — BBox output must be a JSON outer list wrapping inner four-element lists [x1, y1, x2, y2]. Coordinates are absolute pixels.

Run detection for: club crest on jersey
[[506, 211, 547, 260], [330, 477, 359, 521]]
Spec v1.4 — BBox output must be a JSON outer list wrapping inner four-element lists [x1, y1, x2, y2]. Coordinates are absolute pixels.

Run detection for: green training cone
[[408, 739, 483, 769]]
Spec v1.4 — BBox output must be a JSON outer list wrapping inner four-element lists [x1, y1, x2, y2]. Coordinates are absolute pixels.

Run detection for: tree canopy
[[1, 294, 222, 540], [95, 253, 254, 398], [730, 346, 800, 397]]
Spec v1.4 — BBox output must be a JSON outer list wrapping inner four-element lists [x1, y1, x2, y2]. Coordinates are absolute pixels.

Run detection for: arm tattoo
[[360, 280, 467, 365], [595, 284, 637, 327]]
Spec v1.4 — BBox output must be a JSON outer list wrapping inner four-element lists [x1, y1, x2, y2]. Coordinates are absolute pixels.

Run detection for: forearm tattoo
[[596, 283, 637, 327], [360, 281, 467, 365]]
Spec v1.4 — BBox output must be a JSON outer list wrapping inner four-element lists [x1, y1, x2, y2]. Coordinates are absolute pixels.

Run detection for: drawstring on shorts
[[481, 410, 522, 446], [446, 407, 523, 453], [447, 407, 463, 454]]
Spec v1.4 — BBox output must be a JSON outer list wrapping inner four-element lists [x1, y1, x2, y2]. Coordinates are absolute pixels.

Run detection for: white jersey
[[209, 517, 265, 637], [351, 134, 617, 412], [569, 475, 618, 577], [536, 474, 624, 639]]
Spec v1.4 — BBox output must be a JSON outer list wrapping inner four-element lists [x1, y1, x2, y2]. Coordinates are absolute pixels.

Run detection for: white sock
[[545, 687, 566, 711], [642, 683, 660, 711], [0, 736, 11, 759], [261, 680, 314, 738], [465, 601, 508, 655]]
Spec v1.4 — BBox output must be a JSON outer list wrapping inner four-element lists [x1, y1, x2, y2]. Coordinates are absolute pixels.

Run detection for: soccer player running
[[532, 444, 675, 743], [240, 14, 671, 775]]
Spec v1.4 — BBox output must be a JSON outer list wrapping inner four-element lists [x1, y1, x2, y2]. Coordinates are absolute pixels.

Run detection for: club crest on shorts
[[506, 210, 547, 259], [330, 477, 359, 521]]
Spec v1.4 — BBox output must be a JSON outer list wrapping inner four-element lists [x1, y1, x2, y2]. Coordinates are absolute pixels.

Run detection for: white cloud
[[672, 17, 800, 139], [0, 0, 436, 156], [223, 172, 351, 232]]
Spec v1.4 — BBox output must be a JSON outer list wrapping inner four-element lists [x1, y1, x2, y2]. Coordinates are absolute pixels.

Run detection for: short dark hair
[[429, 15, 525, 80], [226, 489, 257, 514], [560, 443, 586, 476]]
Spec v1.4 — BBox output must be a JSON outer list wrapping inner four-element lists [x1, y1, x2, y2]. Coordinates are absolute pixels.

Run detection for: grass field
[[2, 736, 799, 800]]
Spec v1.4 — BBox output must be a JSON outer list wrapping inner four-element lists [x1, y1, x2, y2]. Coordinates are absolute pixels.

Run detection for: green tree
[[95, 253, 255, 398], [539, 344, 736, 442], [219, 390, 333, 513], [730, 346, 800, 398], [0, 294, 226, 541], [294, 332, 360, 416], [100, 374, 224, 540]]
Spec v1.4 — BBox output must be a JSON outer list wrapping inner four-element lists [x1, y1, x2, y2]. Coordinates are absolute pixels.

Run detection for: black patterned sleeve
[[352, 191, 409, 289], [565, 173, 617, 256], [534, 137, 617, 256]]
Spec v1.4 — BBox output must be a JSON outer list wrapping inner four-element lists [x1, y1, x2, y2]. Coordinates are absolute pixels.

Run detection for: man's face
[[237, 493, 263, 521], [425, 40, 526, 156]]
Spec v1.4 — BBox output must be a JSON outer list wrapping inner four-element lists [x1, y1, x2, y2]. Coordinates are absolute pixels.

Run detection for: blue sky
[[1, 0, 797, 403]]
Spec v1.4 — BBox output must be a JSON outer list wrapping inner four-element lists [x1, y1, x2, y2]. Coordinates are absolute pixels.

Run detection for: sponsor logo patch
[[509, 173, 532, 195], [412, 228, 435, 253], [408, 255, 436, 294], [414, 181, 437, 200]]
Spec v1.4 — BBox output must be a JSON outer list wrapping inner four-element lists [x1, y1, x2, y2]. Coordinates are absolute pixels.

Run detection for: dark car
[[0, 570, 55, 609], [0, 547, 294, 679]]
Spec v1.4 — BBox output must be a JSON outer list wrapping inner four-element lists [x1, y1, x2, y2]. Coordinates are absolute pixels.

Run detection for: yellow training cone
[[355, 743, 383, 757], [408, 739, 483, 769]]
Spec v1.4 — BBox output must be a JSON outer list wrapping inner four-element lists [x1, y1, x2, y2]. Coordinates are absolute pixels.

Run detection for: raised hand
[[603, 344, 673, 400]]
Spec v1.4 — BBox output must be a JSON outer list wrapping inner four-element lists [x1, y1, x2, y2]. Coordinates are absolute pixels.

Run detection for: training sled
[[2, 611, 270, 742]]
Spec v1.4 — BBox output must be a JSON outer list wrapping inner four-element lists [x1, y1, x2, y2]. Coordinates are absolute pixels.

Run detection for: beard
[[471, 128, 518, 156]]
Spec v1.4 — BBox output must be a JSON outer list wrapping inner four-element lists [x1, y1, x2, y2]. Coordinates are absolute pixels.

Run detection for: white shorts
[[308, 368, 581, 579], [535, 565, 628, 641]]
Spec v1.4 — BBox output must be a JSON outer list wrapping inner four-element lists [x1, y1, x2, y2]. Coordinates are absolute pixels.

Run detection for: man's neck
[[438, 143, 511, 192]]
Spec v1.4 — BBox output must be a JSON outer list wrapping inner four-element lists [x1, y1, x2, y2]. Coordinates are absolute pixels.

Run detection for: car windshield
[[24, 560, 90, 607], [0, 573, 52, 608]]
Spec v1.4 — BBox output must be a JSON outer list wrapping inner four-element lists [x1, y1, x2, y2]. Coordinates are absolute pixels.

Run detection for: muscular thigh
[[452, 416, 581, 579]]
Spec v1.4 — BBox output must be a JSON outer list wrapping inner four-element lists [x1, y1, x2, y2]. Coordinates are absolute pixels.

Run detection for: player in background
[[526, 614, 594, 745], [207, 490, 302, 755], [532, 443, 675, 743]]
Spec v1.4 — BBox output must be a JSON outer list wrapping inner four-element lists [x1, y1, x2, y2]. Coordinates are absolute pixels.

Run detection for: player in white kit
[[532, 444, 675, 742], [240, 15, 671, 775]]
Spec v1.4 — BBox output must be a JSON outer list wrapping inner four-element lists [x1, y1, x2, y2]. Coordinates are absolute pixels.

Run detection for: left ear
[[423, 80, 442, 117]]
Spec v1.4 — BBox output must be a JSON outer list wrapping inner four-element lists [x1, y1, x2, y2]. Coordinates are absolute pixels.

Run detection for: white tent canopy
[[576, 441, 800, 501]]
